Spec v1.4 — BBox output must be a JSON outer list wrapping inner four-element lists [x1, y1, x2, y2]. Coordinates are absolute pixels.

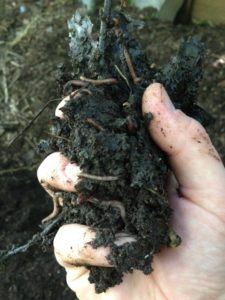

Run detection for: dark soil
[[1, 1, 225, 300], [39, 6, 212, 292]]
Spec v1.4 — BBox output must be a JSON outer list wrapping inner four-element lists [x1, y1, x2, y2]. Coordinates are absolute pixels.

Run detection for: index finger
[[54, 224, 136, 268], [142, 83, 225, 222]]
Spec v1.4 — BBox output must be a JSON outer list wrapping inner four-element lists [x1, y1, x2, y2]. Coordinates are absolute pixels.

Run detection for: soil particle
[[1, 2, 225, 299], [38, 8, 211, 293]]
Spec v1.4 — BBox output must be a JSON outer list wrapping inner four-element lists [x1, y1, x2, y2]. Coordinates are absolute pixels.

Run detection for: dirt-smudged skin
[[40, 9, 212, 293], [48, 85, 170, 292]]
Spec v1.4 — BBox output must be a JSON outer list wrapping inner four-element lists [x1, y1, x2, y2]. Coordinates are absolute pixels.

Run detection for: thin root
[[114, 64, 131, 90], [44, 131, 70, 142], [0, 164, 37, 176], [80, 76, 118, 86], [0, 208, 68, 263], [123, 47, 141, 84], [7, 98, 61, 148], [79, 173, 119, 181]]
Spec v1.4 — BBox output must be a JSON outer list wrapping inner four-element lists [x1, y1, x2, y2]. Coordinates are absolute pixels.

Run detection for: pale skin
[[37, 83, 225, 300]]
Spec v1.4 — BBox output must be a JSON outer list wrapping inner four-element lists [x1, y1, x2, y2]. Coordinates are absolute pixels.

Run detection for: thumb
[[142, 83, 225, 222]]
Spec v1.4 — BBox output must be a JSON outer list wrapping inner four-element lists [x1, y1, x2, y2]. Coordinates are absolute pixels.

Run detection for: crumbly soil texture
[[1, 2, 225, 300], [37, 7, 212, 293]]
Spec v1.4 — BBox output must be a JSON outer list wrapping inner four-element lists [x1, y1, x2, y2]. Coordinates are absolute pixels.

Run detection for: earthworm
[[42, 193, 63, 223], [79, 173, 119, 181], [64, 80, 87, 88], [88, 197, 126, 222], [80, 76, 118, 86], [79, 88, 93, 96]]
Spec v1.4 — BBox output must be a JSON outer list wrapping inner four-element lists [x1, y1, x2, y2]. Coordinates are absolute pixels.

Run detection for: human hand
[[37, 83, 225, 300]]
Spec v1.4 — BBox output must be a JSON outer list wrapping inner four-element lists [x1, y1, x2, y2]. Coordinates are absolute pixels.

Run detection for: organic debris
[[0, 0, 213, 295]]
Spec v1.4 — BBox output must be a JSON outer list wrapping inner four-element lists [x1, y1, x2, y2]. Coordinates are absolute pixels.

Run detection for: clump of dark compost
[[39, 7, 212, 294]]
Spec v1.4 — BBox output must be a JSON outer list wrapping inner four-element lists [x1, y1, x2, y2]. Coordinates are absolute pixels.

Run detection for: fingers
[[39, 91, 82, 194], [55, 96, 70, 119], [55, 91, 80, 119], [54, 224, 111, 268], [54, 224, 136, 268], [142, 83, 225, 221], [55, 225, 135, 298], [37, 152, 81, 193]]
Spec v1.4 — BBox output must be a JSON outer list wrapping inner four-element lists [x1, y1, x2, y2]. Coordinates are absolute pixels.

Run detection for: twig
[[80, 76, 118, 85], [99, 0, 112, 58], [0, 208, 67, 263], [44, 131, 70, 142], [7, 98, 61, 148], [8, 17, 38, 48], [145, 186, 165, 204], [1, 61, 9, 104], [0, 49, 9, 104], [86, 118, 105, 131], [79, 173, 119, 181], [123, 47, 141, 84], [24, 136, 37, 149], [0, 164, 38, 176]]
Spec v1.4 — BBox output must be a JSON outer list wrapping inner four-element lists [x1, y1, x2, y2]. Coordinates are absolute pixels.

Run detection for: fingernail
[[144, 83, 175, 115]]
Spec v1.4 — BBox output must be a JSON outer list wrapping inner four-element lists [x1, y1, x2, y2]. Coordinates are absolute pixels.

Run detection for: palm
[[71, 190, 225, 300], [151, 192, 225, 300], [42, 84, 225, 300]]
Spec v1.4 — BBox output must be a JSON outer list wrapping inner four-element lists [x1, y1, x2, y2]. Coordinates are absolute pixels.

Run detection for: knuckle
[[175, 110, 209, 140]]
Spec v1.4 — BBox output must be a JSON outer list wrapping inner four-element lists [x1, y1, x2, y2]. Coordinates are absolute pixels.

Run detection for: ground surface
[[0, 1, 224, 299]]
